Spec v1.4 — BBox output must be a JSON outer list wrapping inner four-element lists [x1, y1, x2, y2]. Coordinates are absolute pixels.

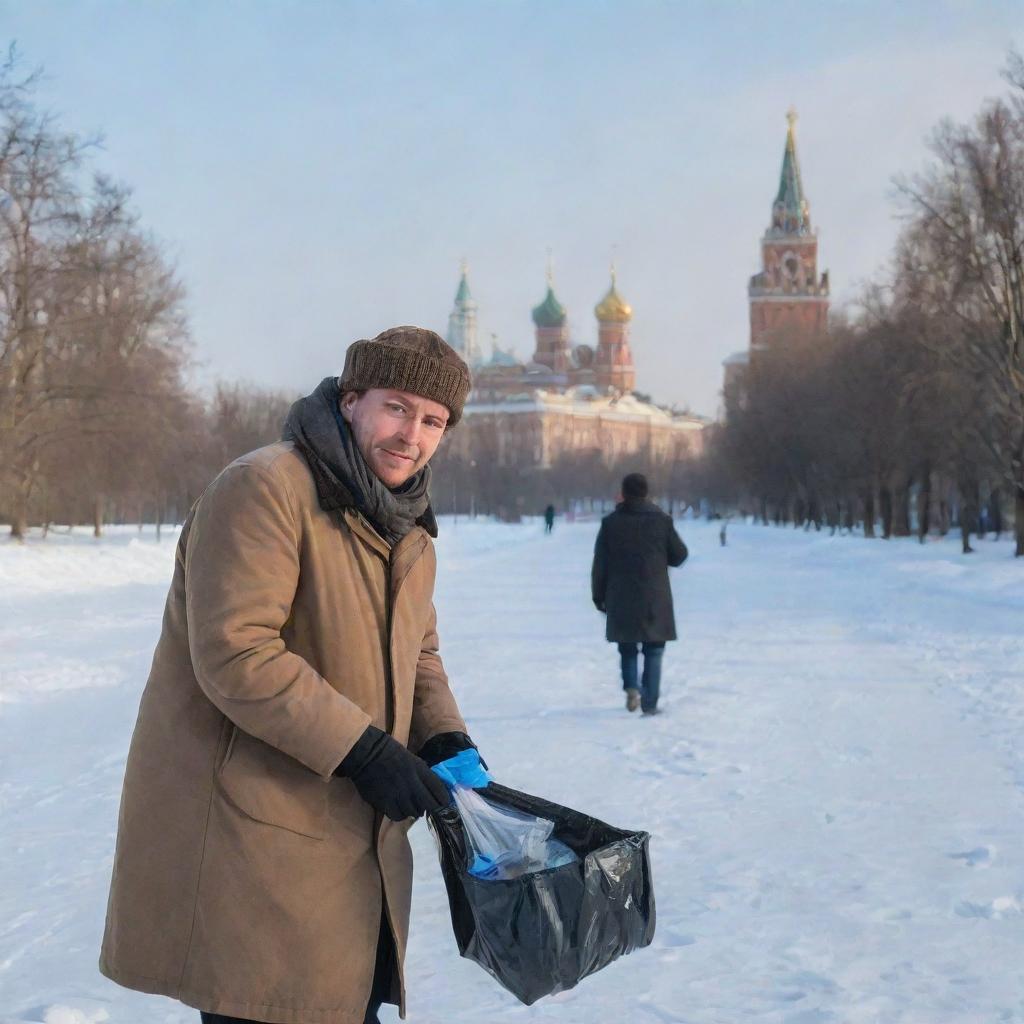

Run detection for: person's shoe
[[641, 706, 660, 716], [625, 689, 641, 712]]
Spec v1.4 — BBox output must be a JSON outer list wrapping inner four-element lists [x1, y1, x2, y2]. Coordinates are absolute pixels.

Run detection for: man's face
[[339, 388, 449, 488]]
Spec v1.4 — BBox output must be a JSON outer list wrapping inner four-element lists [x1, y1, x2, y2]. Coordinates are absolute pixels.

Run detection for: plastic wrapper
[[451, 785, 578, 879], [428, 782, 655, 1005]]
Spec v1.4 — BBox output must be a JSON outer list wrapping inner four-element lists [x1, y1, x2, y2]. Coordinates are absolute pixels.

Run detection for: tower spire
[[454, 259, 471, 303], [772, 108, 810, 235], [447, 261, 480, 367]]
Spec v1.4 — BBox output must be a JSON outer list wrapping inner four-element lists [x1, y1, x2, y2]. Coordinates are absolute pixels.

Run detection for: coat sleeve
[[184, 460, 372, 781], [408, 602, 467, 755], [591, 520, 609, 603], [667, 521, 688, 568]]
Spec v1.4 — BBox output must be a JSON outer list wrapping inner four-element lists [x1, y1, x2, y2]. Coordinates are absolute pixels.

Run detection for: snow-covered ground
[[2, 518, 1023, 1024]]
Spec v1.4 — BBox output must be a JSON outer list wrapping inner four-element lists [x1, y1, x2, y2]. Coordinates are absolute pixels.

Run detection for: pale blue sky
[[2, 1, 1021, 414]]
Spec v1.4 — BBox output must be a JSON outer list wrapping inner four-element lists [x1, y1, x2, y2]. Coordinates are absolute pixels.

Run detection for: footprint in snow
[[948, 845, 994, 867]]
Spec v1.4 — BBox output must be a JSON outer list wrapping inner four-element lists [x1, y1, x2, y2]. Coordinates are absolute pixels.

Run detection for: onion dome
[[594, 268, 632, 323], [531, 284, 567, 328]]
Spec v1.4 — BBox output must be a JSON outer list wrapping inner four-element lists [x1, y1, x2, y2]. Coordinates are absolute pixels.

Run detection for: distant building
[[446, 265, 706, 471], [723, 110, 830, 398], [449, 389, 705, 469]]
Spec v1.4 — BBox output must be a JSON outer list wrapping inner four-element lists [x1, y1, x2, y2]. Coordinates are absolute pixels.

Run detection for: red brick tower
[[748, 110, 829, 352], [531, 271, 571, 374], [594, 267, 636, 393]]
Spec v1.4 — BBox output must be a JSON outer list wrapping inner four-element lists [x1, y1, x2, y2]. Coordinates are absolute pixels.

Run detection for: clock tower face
[[784, 254, 799, 280]]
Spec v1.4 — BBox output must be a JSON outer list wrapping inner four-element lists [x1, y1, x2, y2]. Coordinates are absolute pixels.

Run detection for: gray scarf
[[282, 376, 435, 545]]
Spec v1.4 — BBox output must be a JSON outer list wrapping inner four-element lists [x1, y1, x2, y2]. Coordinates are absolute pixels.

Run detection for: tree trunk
[[879, 486, 893, 539], [793, 496, 806, 529], [989, 487, 1003, 540], [917, 470, 932, 544], [93, 496, 104, 539], [809, 495, 822, 531], [826, 499, 840, 535], [863, 491, 876, 538], [958, 482, 978, 555], [8, 478, 29, 540], [10, 510, 27, 540], [893, 479, 911, 537], [1016, 485, 1024, 558], [938, 499, 950, 536]]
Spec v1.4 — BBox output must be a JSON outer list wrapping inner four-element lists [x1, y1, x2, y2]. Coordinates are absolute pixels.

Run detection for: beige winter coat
[[99, 441, 466, 1023]]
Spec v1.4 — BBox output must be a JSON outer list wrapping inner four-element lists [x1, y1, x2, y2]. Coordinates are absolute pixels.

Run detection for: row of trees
[[712, 53, 1024, 556], [0, 50, 301, 537], [427, 444, 701, 521]]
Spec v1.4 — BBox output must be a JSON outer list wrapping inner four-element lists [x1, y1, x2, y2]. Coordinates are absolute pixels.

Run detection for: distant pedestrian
[[591, 473, 688, 715], [544, 503, 556, 533]]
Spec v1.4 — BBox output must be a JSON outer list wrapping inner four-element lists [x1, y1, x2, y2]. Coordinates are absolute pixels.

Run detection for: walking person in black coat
[[591, 473, 688, 715]]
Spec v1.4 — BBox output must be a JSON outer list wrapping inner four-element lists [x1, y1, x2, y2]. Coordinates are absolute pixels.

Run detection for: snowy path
[[2, 520, 1023, 1024]]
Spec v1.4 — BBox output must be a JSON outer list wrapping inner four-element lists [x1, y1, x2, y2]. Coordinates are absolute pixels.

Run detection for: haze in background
[[2, 0, 1018, 415]]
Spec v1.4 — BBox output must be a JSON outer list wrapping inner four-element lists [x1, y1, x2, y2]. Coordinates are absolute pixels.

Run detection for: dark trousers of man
[[617, 641, 665, 712], [199, 913, 394, 1024]]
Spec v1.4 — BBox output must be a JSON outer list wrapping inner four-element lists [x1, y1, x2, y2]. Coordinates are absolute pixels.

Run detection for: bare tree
[[0, 48, 90, 536], [897, 63, 1024, 555]]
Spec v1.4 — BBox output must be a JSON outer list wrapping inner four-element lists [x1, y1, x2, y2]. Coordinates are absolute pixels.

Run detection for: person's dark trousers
[[617, 641, 666, 711], [201, 999, 383, 1024]]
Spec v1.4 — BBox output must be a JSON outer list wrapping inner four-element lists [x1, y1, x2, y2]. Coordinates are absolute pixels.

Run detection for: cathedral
[[723, 110, 830, 395], [442, 264, 705, 471]]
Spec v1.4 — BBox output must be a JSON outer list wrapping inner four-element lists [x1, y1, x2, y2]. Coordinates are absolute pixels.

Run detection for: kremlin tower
[[748, 109, 830, 351], [724, 110, 830, 401], [446, 262, 482, 368], [593, 267, 636, 393], [530, 271, 571, 375]]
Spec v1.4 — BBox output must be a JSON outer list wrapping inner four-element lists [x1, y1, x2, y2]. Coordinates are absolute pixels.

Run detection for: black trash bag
[[427, 782, 655, 1005]]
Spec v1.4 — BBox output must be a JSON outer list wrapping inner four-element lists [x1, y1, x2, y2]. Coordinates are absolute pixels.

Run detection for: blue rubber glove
[[431, 747, 492, 791]]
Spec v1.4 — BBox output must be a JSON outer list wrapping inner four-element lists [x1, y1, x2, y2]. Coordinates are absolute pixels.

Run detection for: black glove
[[417, 731, 487, 770], [336, 725, 449, 821], [593, 598, 606, 613]]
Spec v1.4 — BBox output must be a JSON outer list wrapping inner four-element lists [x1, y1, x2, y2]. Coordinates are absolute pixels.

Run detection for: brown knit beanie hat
[[339, 326, 472, 426]]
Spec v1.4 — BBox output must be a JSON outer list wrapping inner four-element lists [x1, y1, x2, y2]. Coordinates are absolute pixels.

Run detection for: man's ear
[[339, 392, 357, 424]]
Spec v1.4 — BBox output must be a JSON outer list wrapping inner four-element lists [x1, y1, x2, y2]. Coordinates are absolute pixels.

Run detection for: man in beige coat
[[99, 327, 482, 1024]]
